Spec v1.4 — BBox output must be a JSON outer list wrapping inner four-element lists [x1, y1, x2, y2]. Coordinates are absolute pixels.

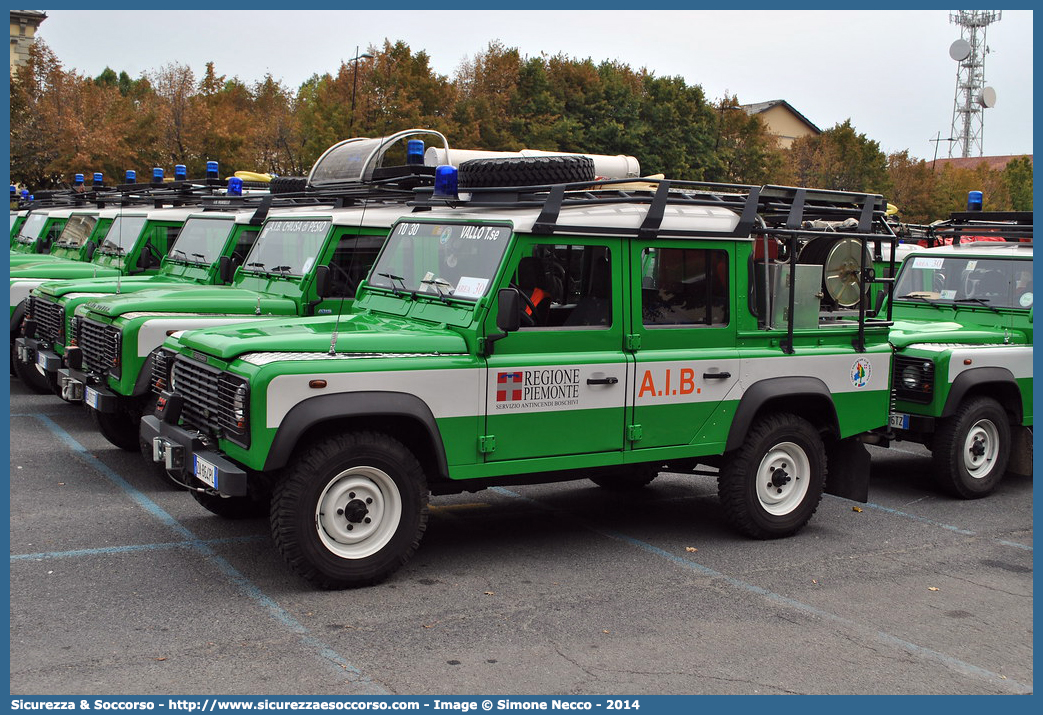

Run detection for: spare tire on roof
[[457, 156, 595, 189], [269, 176, 309, 194]]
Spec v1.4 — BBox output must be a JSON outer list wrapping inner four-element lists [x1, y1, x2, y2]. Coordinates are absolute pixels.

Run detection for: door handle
[[586, 376, 619, 385], [702, 372, 731, 380]]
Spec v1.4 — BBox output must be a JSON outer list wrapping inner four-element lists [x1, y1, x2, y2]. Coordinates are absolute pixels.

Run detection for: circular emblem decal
[[1019, 291, 1033, 308], [851, 358, 872, 389]]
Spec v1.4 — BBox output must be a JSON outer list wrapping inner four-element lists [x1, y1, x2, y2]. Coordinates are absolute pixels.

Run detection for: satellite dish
[[949, 39, 972, 61], [978, 86, 997, 108]]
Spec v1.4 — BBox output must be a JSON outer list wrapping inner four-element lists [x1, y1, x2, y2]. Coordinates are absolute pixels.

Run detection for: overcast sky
[[36, 8, 1034, 160]]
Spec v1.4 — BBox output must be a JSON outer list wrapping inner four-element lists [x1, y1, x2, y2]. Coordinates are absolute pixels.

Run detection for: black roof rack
[[412, 177, 891, 241], [928, 211, 1032, 245]]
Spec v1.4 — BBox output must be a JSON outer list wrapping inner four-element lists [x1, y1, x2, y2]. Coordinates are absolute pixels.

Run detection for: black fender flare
[[941, 366, 1019, 419], [724, 376, 839, 452], [262, 390, 450, 479]]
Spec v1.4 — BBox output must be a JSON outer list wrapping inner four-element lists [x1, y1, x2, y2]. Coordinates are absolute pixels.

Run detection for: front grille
[[30, 297, 64, 343], [171, 357, 247, 443], [150, 349, 173, 394], [892, 354, 934, 404], [79, 319, 120, 374]]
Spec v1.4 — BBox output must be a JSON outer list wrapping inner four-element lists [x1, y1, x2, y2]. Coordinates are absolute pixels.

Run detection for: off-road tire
[[590, 465, 659, 491], [718, 413, 826, 539], [269, 176, 308, 194], [458, 156, 595, 189], [932, 396, 1011, 499], [192, 490, 269, 519], [90, 401, 141, 451], [270, 431, 429, 589], [13, 348, 59, 395]]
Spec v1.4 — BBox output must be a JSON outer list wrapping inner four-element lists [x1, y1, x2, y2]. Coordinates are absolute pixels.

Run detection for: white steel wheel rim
[[315, 466, 402, 560], [755, 441, 811, 516], [963, 418, 1000, 479]]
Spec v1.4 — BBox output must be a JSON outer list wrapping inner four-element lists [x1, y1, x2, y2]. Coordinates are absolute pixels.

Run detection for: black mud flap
[[824, 437, 871, 503]]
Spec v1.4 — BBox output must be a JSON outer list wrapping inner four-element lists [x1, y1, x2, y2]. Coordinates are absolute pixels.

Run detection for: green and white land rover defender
[[885, 212, 1033, 498], [143, 172, 899, 588]]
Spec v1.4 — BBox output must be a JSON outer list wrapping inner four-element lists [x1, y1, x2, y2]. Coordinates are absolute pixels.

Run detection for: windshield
[[894, 254, 1030, 310], [167, 217, 234, 265], [98, 215, 148, 255], [55, 215, 98, 248], [17, 214, 48, 243], [242, 219, 332, 276], [368, 221, 512, 301], [10, 214, 17, 230]]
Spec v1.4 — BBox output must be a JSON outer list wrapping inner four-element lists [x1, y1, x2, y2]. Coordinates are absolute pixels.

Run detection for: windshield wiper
[[377, 272, 407, 297], [896, 294, 944, 309], [171, 249, 188, 262], [271, 265, 292, 274], [952, 297, 1002, 314], [420, 277, 454, 304]]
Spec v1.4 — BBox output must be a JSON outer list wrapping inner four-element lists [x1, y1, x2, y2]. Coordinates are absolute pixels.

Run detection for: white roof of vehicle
[[906, 242, 1032, 260], [283, 199, 745, 236]]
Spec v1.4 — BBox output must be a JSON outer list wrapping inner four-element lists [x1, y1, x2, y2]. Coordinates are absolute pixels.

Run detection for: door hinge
[[627, 424, 643, 442], [479, 435, 497, 453], [625, 333, 641, 351]]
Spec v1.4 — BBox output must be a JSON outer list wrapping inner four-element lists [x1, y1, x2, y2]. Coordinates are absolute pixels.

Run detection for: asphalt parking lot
[[9, 377, 1033, 696]]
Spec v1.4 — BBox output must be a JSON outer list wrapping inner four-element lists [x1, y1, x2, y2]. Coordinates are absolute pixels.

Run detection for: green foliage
[[1004, 157, 1033, 211]]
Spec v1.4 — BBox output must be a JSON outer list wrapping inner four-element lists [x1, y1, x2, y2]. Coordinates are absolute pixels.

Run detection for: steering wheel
[[509, 283, 540, 327]]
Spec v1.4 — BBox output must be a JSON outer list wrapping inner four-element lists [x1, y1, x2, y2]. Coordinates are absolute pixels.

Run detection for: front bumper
[[140, 407, 248, 497], [14, 336, 61, 374]]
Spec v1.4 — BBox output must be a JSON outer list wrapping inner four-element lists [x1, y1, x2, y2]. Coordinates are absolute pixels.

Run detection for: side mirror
[[218, 255, 233, 283], [496, 288, 521, 333], [84, 242, 97, 261], [314, 264, 331, 298]]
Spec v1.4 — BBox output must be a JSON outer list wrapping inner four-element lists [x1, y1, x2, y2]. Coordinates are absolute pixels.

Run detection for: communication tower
[[947, 10, 1001, 158]]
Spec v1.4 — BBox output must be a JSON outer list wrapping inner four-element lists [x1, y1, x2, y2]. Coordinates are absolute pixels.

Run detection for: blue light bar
[[432, 165, 458, 199], [227, 177, 243, 196], [174, 164, 187, 180], [407, 139, 425, 165], [153, 167, 165, 183], [206, 161, 219, 179], [967, 190, 983, 211], [125, 170, 137, 183]]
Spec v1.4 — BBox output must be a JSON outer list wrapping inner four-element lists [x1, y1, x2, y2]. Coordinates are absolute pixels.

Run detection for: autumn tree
[[787, 119, 891, 194], [708, 95, 788, 185], [885, 151, 939, 223]]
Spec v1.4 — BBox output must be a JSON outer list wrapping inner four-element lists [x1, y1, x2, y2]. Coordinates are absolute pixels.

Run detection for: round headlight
[[901, 365, 921, 390]]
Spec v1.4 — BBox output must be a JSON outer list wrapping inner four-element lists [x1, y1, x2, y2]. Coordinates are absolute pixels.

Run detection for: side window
[[328, 234, 386, 298], [166, 225, 182, 246], [233, 228, 260, 263], [642, 247, 729, 327], [511, 243, 613, 329]]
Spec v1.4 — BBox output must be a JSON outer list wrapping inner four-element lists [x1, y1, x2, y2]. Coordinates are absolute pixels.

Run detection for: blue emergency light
[[227, 177, 243, 196], [433, 165, 458, 199], [967, 190, 983, 211], [407, 140, 425, 165], [153, 167, 165, 183], [93, 172, 103, 185], [175, 164, 187, 180], [125, 170, 137, 184], [206, 161, 219, 179], [74, 174, 84, 186]]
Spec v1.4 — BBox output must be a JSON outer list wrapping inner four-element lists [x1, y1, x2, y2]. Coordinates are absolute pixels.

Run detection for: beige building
[[741, 99, 821, 149], [10, 9, 46, 75]]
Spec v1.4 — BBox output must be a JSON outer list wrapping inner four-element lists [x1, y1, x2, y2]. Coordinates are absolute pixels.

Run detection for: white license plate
[[194, 455, 218, 489], [84, 386, 99, 409], [36, 351, 47, 368], [889, 413, 910, 430]]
